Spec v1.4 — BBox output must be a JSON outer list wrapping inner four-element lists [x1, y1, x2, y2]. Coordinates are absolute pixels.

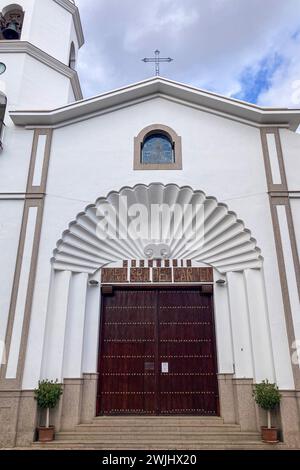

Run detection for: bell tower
[[0, 0, 84, 109]]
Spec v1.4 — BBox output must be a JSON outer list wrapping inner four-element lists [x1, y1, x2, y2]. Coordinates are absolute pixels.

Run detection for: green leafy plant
[[34, 380, 63, 428], [253, 380, 281, 429]]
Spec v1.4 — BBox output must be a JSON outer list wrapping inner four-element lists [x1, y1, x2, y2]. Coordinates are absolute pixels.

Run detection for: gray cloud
[[76, 0, 300, 106]]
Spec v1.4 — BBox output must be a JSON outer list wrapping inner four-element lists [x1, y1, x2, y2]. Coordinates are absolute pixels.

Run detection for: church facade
[[1, 0, 300, 449]]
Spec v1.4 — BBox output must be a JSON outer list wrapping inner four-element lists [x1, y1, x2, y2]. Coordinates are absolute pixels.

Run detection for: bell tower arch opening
[[0, 4, 24, 40]]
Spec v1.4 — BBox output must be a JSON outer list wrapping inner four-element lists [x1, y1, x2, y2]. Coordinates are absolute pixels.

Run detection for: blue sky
[[76, 0, 300, 108], [234, 54, 284, 103]]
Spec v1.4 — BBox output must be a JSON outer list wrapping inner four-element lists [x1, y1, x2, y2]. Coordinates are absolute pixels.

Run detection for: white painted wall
[[0, 200, 24, 347], [63, 272, 88, 378], [46, 98, 268, 204], [20, 54, 75, 108], [0, 125, 33, 193], [0, 53, 76, 110], [21, 97, 297, 389], [6, 206, 38, 378]]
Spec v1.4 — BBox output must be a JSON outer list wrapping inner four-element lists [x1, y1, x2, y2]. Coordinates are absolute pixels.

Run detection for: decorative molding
[[52, 183, 263, 274], [0, 193, 46, 200], [27, 129, 53, 194], [0, 193, 26, 200], [288, 192, 300, 199], [0, 199, 45, 390], [144, 242, 171, 258], [53, 0, 84, 48], [0, 41, 82, 100], [260, 128, 288, 191]]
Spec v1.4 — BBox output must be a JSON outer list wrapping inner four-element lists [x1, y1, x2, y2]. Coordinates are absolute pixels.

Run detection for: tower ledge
[[0, 40, 83, 101]]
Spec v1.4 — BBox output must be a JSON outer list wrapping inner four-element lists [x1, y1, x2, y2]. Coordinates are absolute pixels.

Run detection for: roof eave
[[9, 77, 300, 130]]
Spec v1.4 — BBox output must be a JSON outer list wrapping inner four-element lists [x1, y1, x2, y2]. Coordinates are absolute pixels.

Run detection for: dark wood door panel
[[100, 392, 156, 415], [157, 289, 218, 416], [160, 394, 217, 416], [97, 286, 219, 416], [98, 288, 157, 415]]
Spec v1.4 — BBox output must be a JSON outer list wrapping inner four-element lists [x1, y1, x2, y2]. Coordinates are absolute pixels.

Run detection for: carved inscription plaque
[[101, 264, 213, 284], [173, 268, 213, 283], [130, 268, 150, 283], [153, 268, 172, 283], [102, 268, 128, 284]]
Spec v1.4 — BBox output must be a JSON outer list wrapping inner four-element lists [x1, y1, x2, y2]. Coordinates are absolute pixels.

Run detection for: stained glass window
[[141, 133, 174, 164]]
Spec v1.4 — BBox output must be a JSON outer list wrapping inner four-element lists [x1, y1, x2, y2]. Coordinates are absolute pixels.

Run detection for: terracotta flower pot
[[37, 426, 55, 442], [261, 426, 279, 444]]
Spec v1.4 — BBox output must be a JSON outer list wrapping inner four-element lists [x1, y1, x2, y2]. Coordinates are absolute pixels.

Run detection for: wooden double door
[[97, 287, 219, 416]]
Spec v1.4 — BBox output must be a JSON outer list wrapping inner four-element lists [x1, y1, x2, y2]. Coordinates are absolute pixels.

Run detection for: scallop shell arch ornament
[[52, 183, 263, 274]]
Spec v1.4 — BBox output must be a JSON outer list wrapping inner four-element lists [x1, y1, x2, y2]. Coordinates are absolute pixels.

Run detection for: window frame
[[134, 124, 182, 170]]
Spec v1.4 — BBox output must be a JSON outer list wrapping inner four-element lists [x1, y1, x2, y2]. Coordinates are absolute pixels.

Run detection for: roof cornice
[[53, 0, 84, 48], [9, 77, 300, 130], [0, 41, 83, 101]]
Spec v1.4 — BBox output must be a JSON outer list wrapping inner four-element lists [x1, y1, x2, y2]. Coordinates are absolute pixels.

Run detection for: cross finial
[[142, 50, 174, 76]]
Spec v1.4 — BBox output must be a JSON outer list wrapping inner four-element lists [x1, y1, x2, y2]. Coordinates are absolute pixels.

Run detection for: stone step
[[75, 424, 241, 433], [92, 417, 224, 426], [55, 431, 261, 443], [33, 441, 285, 450]]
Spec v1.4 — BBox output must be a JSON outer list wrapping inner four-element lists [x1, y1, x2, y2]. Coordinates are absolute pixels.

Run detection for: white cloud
[[257, 34, 300, 107], [75, 0, 300, 107]]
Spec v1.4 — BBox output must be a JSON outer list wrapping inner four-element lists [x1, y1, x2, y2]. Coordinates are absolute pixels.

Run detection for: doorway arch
[[41, 183, 275, 422]]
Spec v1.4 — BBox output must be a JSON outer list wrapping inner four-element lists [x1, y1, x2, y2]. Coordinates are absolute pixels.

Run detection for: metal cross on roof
[[142, 50, 174, 76]]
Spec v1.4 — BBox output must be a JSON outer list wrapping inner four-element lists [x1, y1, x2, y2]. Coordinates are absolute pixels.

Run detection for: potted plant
[[34, 380, 63, 442], [253, 380, 281, 443]]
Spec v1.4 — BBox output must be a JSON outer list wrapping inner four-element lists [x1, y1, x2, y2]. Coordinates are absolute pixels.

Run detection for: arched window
[[69, 42, 76, 70], [0, 4, 24, 40], [134, 124, 182, 170], [0, 91, 7, 150], [142, 132, 174, 164]]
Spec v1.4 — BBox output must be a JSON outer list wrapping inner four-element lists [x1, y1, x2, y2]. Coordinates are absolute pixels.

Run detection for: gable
[[9, 77, 300, 130]]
